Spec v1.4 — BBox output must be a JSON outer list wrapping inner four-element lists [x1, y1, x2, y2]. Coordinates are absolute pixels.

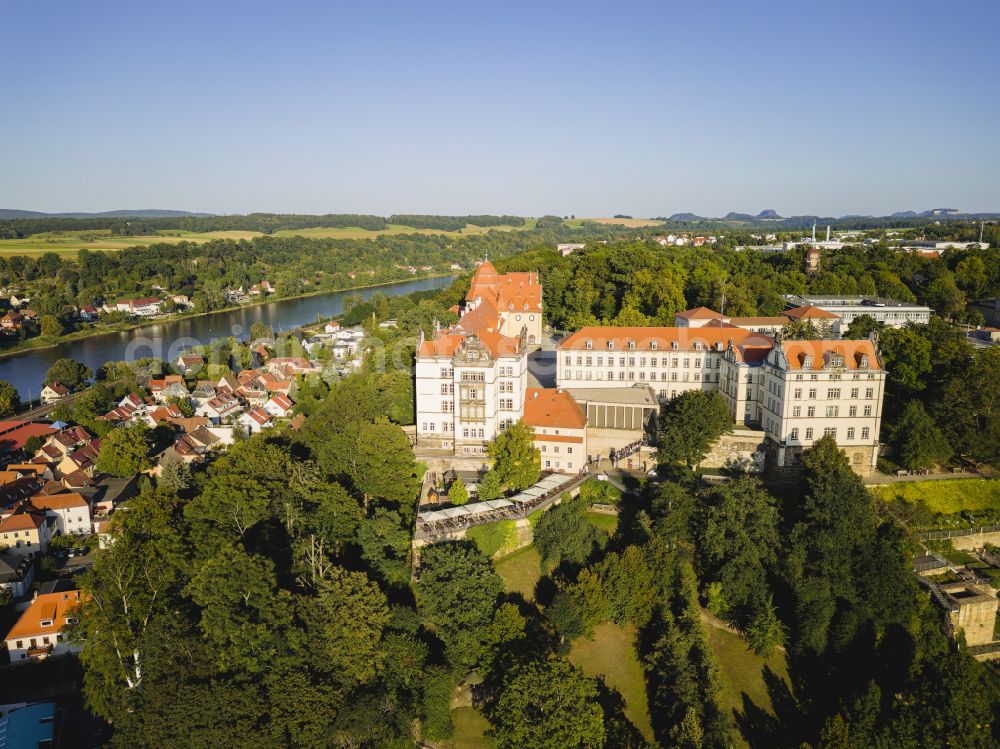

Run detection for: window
[[849, 405, 857, 417], [847, 427, 855, 439], [805, 428, 814, 439], [628, 357, 635, 366], [827, 388, 841, 399], [808, 388, 816, 399], [825, 406, 838, 417], [628, 341, 635, 349], [807, 406, 815, 417], [824, 427, 836, 438], [585, 356, 592, 366], [792, 406, 801, 417], [651, 341, 657, 350], [564, 355, 572, 365], [576, 356, 583, 366], [607, 341, 614, 349], [586, 340, 592, 349], [790, 428, 799, 440], [794, 388, 802, 399], [850, 388, 859, 398], [863, 405, 872, 417], [862, 427, 870, 439], [865, 388, 874, 399]]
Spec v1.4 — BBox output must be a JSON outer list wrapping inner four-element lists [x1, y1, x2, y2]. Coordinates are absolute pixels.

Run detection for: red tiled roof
[[559, 326, 774, 352], [782, 305, 839, 321], [780, 339, 881, 371], [676, 306, 725, 320], [523, 388, 587, 430]]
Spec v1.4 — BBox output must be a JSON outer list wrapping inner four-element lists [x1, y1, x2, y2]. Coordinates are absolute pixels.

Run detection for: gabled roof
[[779, 339, 881, 371], [676, 306, 726, 320], [30, 492, 89, 511], [267, 393, 294, 411], [5, 589, 84, 641], [0, 509, 46, 533], [782, 305, 839, 321], [522, 388, 587, 430]]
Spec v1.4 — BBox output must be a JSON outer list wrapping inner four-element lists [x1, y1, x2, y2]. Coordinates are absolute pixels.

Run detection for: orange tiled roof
[[30, 492, 88, 511], [522, 388, 587, 430], [782, 305, 839, 321], [676, 306, 726, 320], [559, 326, 773, 352], [5, 589, 84, 641], [0, 510, 45, 533], [780, 339, 881, 370]]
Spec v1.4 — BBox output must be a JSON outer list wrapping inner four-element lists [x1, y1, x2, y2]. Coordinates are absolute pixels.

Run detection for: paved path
[[865, 468, 989, 485]]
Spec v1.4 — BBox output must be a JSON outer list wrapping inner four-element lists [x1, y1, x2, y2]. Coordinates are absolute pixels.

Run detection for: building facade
[[521, 388, 588, 474], [415, 262, 536, 456], [782, 294, 932, 329], [556, 326, 886, 474]]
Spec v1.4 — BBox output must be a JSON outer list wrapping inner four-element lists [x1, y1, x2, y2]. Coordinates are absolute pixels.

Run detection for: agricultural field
[[567, 217, 665, 228], [0, 220, 540, 256], [870, 478, 1000, 515]]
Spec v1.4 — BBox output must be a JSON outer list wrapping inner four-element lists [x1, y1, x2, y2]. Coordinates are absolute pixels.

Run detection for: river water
[[0, 276, 452, 400]]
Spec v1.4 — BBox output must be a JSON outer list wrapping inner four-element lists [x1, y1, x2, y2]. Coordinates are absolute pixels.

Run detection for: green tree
[[744, 594, 787, 657], [925, 272, 966, 319], [158, 452, 194, 493], [658, 390, 733, 469], [878, 326, 931, 398], [45, 357, 93, 389], [40, 314, 63, 337], [0, 380, 21, 417], [476, 470, 503, 501], [533, 494, 603, 567], [892, 400, 952, 470], [95, 424, 151, 476], [843, 314, 882, 340], [491, 657, 605, 749], [416, 541, 504, 672], [249, 321, 272, 341], [488, 421, 540, 492], [448, 476, 469, 506]]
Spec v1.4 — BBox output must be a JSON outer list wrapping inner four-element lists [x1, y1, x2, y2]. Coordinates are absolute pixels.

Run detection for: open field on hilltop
[[870, 479, 1000, 515], [0, 221, 539, 256], [0, 229, 263, 256], [578, 217, 666, 228], [569, 622, 654, 741], [706, 624, 789, 747]]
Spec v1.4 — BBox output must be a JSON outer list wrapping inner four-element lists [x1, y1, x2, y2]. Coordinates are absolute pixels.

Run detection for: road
[[15, 389, 87, 420]]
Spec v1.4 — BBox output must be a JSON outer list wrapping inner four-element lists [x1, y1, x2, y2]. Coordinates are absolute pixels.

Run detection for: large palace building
[[556, 326, 886, 473], [414, 262, 540, 456]]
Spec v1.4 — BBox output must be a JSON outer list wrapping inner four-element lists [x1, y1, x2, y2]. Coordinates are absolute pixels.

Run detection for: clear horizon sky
[[2, 0, 998, 218]]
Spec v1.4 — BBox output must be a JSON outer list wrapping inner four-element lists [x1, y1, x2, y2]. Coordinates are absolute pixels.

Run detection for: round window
[[516, 315, 522, 321]]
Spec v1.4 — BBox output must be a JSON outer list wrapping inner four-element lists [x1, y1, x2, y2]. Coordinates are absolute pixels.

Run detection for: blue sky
[[1, 0, 998, 217]]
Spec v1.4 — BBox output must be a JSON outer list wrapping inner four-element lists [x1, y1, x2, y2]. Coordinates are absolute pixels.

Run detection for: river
[[0, 276, 453, 400]]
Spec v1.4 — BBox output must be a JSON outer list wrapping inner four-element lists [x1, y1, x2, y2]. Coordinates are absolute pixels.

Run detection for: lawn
[[585, 510, 618, 535], [493, 545, 543, 600], [569, 622, 653, 741], [870, 479, 1000, 515], [449, 707, 493, 749], [706, 623, 789, 743]]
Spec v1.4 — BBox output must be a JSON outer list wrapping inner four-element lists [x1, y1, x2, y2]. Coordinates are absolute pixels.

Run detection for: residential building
[[4, 587, 84, 661], [0, 554, 34, 599], [782, 294, 932, 329], [522, 388, 588, 474], [263, 393, 294, 419], [29, 492, 92, 535], [177, 353, 205, 373], [115, 297, 162, 317], [40, 382, 70, 404], [238, 406, 273, 433], [0, 509, 52, 557], [415, 262, 534, 456], [195, 393, 243, 424]]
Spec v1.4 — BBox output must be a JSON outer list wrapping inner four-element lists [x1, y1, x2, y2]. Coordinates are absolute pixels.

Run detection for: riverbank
[[0, 273, 455, 361]]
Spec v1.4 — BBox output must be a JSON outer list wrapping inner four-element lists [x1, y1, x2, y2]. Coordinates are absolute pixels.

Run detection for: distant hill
[[666, 213, 703, 221], [891, 211, 917, 218], [0, 208, 212, 219], [756, 209, 782, 219], [723, 212, 755, 221]]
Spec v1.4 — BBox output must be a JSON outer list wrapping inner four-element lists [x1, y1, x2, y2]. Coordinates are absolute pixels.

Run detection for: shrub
[[466, 519, 519, 558]]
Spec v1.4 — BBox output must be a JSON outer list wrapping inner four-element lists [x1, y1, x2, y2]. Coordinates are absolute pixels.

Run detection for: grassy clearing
[[706, 624, 789, 741], [569, 622, 653, 741], [449, 707, 493, 749], [585, 510, 618, 534], [494, 545, 543, 600], [584, 217, 666, 228], [870, 479, 1000, 515]]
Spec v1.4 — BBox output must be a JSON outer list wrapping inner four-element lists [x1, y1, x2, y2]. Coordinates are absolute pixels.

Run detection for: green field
[[493, 545, 544, 601], [870, 479, 1000, 515], [706, 624, 789, 746], [449, 707, 493, 749], [569, 622, 654, 741], [585, 510, 619, 534], [0, 220, 539, 256]]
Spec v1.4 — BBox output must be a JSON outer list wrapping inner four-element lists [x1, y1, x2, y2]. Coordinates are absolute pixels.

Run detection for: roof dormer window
[[650, 341, 657, 350], [671, 341, 679, 350], [628, 341, 635, 350], [695, 341, 703, 351], [586, 340, 592, 349], [523, 303, 528, 310], [607, 341, 614, 350]]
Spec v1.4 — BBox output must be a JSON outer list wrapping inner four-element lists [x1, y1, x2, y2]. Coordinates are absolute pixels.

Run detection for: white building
[[556, 326, 886, 474], [782, 294, 932, 329], [415, 262, 535, 456], [522, 388, 588, 474], [4, 588, 84, 662], [29, 493, 92, 536]]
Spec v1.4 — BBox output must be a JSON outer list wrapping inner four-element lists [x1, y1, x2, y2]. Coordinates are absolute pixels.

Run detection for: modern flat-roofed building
[[782, 294, 932, 330]]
